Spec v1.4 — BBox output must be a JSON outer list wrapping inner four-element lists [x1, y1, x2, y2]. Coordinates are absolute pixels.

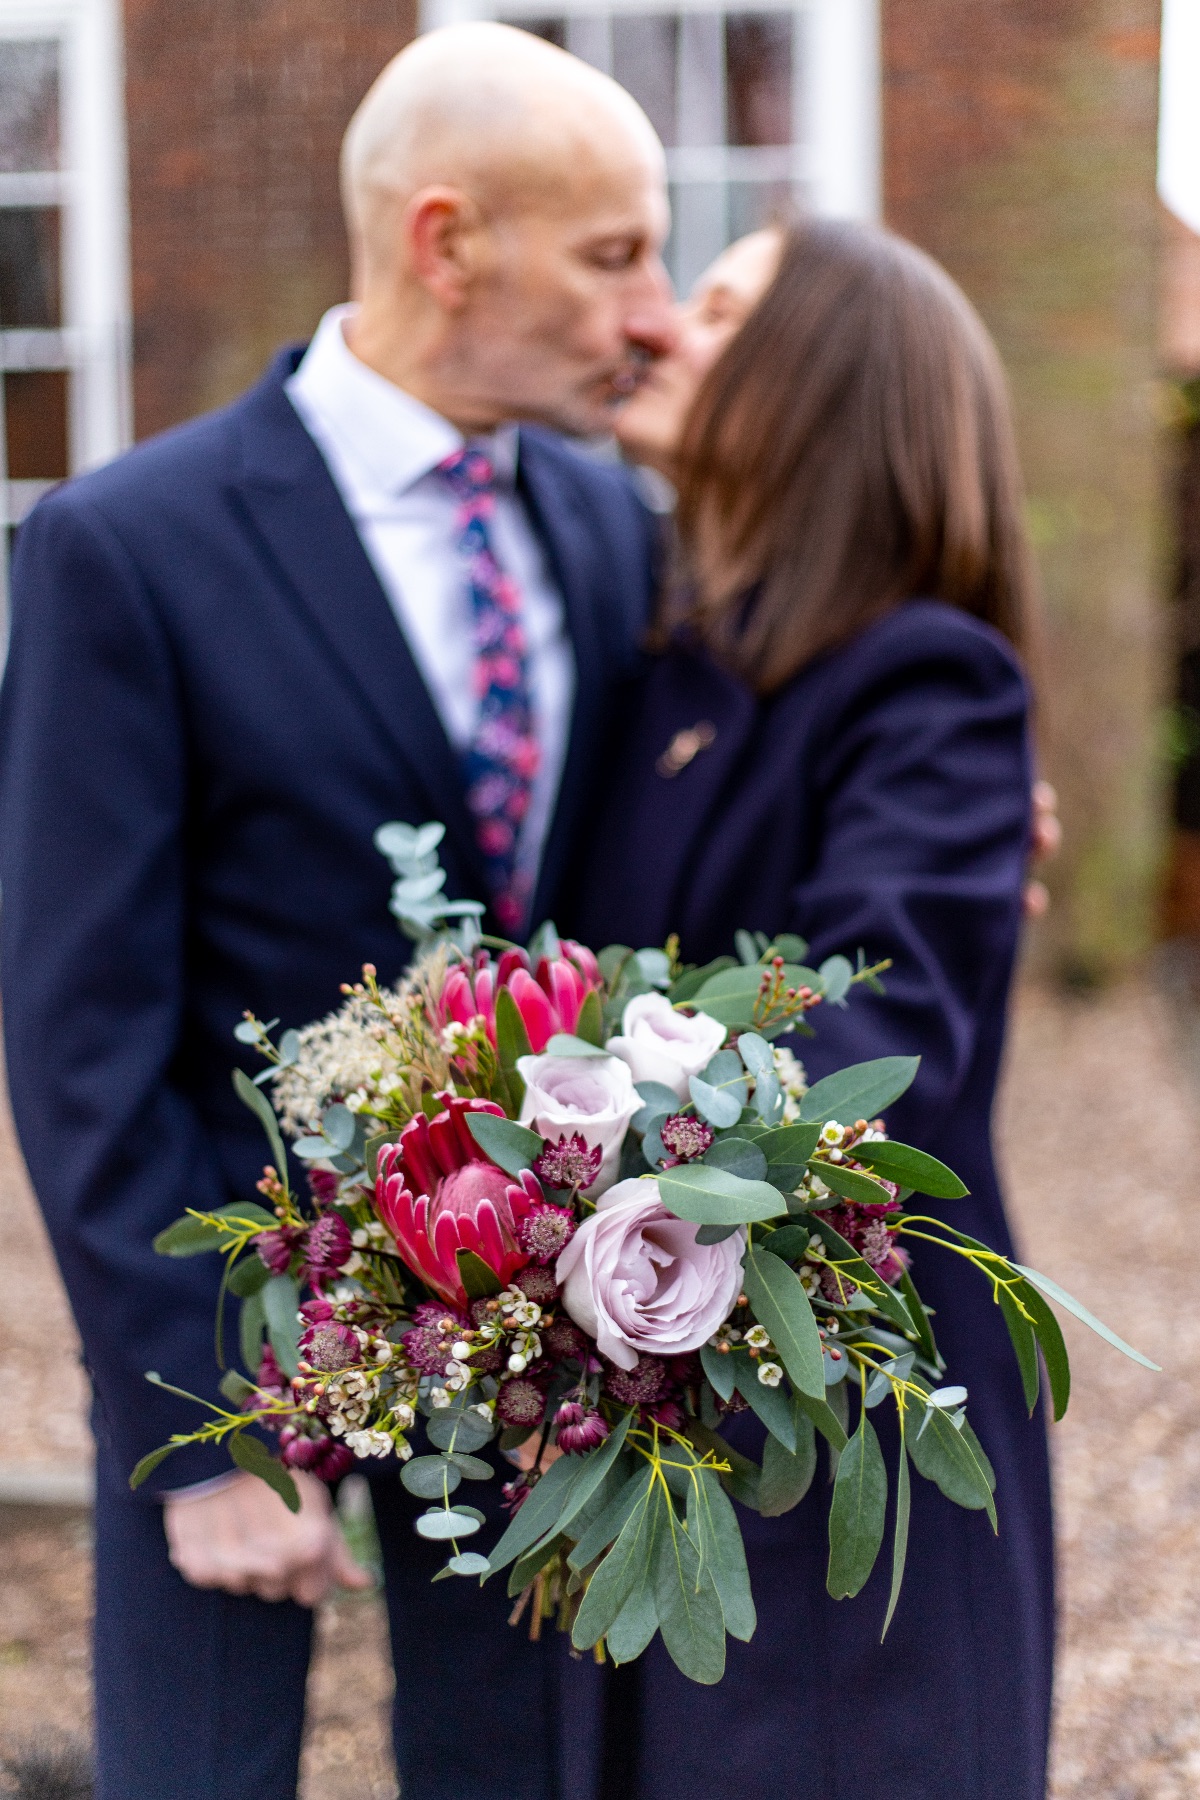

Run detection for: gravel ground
[[0, 977, 1197, 1797]]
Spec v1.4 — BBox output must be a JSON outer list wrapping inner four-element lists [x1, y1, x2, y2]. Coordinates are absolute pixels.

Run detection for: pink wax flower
[[439, 941, 601, 1054], [556, 1178, 744, 1372], [375, 1096, 541, 1308]]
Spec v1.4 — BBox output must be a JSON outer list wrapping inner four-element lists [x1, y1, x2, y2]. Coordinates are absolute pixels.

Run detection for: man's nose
[[626, 257, 680, 360]]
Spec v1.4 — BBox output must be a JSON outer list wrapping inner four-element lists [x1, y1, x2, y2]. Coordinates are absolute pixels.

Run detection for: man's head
[[340, 23, 675, 436]]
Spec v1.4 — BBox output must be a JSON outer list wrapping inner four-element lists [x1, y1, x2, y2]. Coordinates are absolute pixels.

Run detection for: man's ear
[[404, 186, 488, 311]]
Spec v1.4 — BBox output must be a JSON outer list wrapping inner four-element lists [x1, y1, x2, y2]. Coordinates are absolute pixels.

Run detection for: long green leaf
[[153, 1201, 277, 1258], [757, 1122, 821, 1193], [229, 1431, 300, 1512], [758, 1406, 817, 1516], [894, 1265, 942, 1370], [656, 1163, 782, 1226], [1015, 1278, 1070, 1421], [494, 986, 533, 1113], [654, 1505, 726, 1684], [1013, 1263, 1160, 1371], [687, 1468, 756, 1641], [882, 1440, 911, 1639], [908, 1405, 996, 1527], [699, 1341, 737, 1402], [128, 1442, 180, 1491], [851, 1139, 968, 1198], [262, 1273, 300, 1379], [792, 1386, 849, 1453], [997, 1284, 1040, 1414], [464, 1113, 543, 1177], [486, 1454, 585, 1575], [570, 1479, 661, 1650], [604, 1567, 661, 1664], [806, 1159, 895, 1205], [685, 1419, 763, 1510], [741, 1247, 826, 1400], [567, 1465, 653, 1572], [239, 1287, 266, 1377], [574, 988, 604, 1047], [826, 1411, 887, 1598], [507, 1531, 569, 1599], [799, 1056, 921, 1126], [232, 1067, 288, 1182], [554, 1413, 633, 1539], [732, 1363, 797, 1452]]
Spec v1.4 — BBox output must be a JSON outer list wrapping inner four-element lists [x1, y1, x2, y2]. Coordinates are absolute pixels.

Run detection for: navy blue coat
[[0, 349, 657, 1493], [564, 603, 1054, 1800]]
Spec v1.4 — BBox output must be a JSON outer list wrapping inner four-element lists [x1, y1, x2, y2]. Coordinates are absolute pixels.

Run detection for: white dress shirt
[[286, 305, 575, 896]]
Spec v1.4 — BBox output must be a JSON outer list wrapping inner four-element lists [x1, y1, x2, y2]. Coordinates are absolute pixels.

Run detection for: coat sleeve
[[784, 612, 1032, 1142], [0, 492, 239, 1489]]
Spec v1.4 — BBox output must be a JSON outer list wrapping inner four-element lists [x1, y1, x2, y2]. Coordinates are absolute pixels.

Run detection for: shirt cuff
[[159, 1469, 245, 1504]]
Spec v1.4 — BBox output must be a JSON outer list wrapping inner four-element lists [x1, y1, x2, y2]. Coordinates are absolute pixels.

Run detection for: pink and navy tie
[[438, 446, 541, 937]]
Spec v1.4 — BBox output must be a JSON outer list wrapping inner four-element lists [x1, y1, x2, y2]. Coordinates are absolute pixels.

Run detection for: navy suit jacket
[[564, 604, 1055, 1800], [0, 348, 657, 1489]]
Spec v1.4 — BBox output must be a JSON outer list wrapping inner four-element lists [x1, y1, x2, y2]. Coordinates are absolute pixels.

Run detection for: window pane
[[612, 16, 678, 147], [0, 40, 60, 173], [5, 369, 69, 479], [0, 208, 61, 327], [669, 181, 727, 295], [725, 14, 792, 147], [728, 178, 793, 241]]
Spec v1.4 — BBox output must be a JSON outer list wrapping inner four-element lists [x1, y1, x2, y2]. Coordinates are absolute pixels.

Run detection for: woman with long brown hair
[[567, 219, 1053, 1799]]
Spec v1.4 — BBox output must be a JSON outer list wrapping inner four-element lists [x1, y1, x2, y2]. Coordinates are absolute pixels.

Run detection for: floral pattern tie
[[438, 446, 541, 937]]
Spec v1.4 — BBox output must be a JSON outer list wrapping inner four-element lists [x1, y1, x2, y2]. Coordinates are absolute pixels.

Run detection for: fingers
[[163, 1467, 353, 1606], [1031, 781, 1062, 862], [1023, 879, 1051, 920], [331, 1530, 375, 1593]]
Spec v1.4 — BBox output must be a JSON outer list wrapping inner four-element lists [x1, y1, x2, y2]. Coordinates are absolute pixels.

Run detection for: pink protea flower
[[375, 1097, 541, 1308], [306, 1213, 353, 1285], [554, 1400, 610, 1454], [439, 942, 601, 1054]]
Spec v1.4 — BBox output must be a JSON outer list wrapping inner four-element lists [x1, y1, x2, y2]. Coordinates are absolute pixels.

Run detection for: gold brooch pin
[[656, 720, 717, 779]]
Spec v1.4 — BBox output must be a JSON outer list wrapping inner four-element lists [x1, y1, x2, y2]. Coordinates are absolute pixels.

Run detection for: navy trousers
[[92, 1447, 612, 1800]]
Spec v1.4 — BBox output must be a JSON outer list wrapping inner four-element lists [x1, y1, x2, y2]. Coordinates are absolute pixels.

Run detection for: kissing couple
[[0, 20, 1054, 1800]]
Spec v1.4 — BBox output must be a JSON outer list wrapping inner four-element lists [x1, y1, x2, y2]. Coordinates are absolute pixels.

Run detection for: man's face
[[454, 149, 676, 437]]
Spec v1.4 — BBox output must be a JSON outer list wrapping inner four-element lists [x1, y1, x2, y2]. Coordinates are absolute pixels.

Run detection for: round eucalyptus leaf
[[401, 1455, 461, 1500], [447, 1552, 490, 1576], [415, 1508, 482, 1540]]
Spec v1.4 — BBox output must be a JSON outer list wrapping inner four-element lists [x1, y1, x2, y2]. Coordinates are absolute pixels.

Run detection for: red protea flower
[[439, 942, 601, 1054], [375, 1097, 541, 1307]]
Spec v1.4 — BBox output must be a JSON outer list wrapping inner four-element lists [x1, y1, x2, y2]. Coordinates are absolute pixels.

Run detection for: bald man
[[0, 26, 672, 1799]]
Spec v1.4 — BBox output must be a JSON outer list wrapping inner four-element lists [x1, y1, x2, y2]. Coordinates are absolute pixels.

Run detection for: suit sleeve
[[0, 494, 239, 1490], [784, 619, 1032, 1142]]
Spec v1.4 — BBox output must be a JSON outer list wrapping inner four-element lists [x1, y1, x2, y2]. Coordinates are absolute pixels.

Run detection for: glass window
[[0, 39, 60, 174], [0, 207, 62, 326]]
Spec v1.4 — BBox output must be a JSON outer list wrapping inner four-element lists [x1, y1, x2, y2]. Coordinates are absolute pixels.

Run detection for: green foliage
[[262, 1273, 301, 1378], [567, 1465, 654, 1573], [703, 1137, 768, 1182], [655, 1163, 782, 1226], [732, 1363, 797, 1452], [153, 1202, 276, 1258], [798, 1056, 920, 1125], [128, 1442, 180, 1490], [851, 1140, 968, 1198], [456, 1249, 504, 1300], [654, 1504, 726, 1684], [805, 1218, 918, 1339], [758, 1407, 817, 1516], [757, 1122, 822, 1192], [806, 1159, 895, 1205], [882, 1441, 911, 1639], [575, 989, 604, 1047], [826, 1411, 887, 1599], [687, 1469, 756, 1641], [1013, 1263, 1160, 1371], [464, 1112, 543, 1176], [232, 1067, 289, 1183], [908, 1402, 996, 1527], [403, 1455, 461, 1500], [486, 1454, 587, 1575], [741, 1246, 826, 1400], [229, 1431, 300, 1513], [494, 985, 533, 1113]]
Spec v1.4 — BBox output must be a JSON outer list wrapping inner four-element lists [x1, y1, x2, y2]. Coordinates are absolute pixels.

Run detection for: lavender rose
[[517, 1052, 640, 1196], [605, 993, 726, 1101], [555, 1177, 743, 1370]]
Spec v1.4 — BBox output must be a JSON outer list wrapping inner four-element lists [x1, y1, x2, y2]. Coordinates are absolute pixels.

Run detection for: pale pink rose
[[517, 1052, 640, 1196], [605, 992, 727, 1101], [555, 1177, 744, 1370]]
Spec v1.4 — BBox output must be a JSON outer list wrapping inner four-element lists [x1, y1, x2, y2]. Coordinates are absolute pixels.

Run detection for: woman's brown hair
[[672, 218, 1041, 694]]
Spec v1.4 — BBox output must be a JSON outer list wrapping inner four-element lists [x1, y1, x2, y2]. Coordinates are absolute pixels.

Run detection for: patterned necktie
[[438, 446, 541, 937]]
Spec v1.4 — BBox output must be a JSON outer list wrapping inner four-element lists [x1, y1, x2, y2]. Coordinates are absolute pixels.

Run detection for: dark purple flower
[[603, 1354, 670, 1408], [254, 1345, 288, 1399], [308, 1168, 340, 1205], [306, 1212, 353, 1283], [302, 1322, 360, 1372], [300, 1295, 335, 1328], [516, 1201, 577, 1266], [649, 1399, 685, 1432], [542, 1315, 588, 1362], [501, 1474, 532, 1515], [401, 1301, 469, 1377], [554, 1401, 610, 1454], [532, 1133, 603, 1193], [255, 1225, 302, 1275], [279, 1425, 354, 1481], [512, 1264, 559, 1306], [496, 1376, 548, 1429], [659, 1114, 715, 1163]]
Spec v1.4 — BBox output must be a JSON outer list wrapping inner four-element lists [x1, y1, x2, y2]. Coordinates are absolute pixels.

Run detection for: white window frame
[[420, 0, 880, 247], [0, 0, 132, 626]]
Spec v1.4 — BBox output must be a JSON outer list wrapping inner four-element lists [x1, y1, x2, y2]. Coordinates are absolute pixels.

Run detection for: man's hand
[[1024, 780, 1062, 919], [163, 1468, 373, 1607]]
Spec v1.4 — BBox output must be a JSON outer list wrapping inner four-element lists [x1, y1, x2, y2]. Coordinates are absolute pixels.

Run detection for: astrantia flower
[[517, 1202, 577, 1266], [306, 1213, 353, 1284], [542, 1314, 588, 1362], [375, 1098, 541, 1307], [555, 1403, 609, 1454], [496, 1376, 548, 1428], [532, 1133, 603, 1193], [302, 1323, 360, 1372], [512, 1262, 560, 1306], [602, 1354, 669, 1408], [658, 1114, 715, 1163], [518, 1055, 639, 1196], [254, 1345, 288, 1399], [308, 1168, 339, 1206], [255, 1225, 302, 1276]]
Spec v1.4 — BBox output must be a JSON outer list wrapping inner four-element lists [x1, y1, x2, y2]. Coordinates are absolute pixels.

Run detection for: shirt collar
[[286, 303, 519, 499]]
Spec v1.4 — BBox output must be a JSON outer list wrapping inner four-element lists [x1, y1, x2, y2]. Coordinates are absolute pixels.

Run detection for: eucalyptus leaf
[[656, 1164, 781, 1227], [636, 947, 673, 989], [1013, 1263, 1160, 1371], [567, 1465, 653, 1572], [426, 1406, 494, 1453], [262, 1273, 300, 1379], [632, 1081, 681, 1131], [757, 1122, 821, 1193], [486, 1454, 586, 1575], [687, 1467, 756, 1641], [997, 1286, 1040, 1415], [605, 1577, 661, 1665], [740, 1246, 826, 1400], [230, 1432, 300, 1513], [319, 1103, 356, 1151], [447, 1451, 497, 1480], [153, 1201, 277, 1259], [508, 1531, 570, 1598], [758, 1406, 817, 1516], [688, 1076, 744, 1130], [699, 1341, 737, 1402], [752, 1070, 783, 1124], [882, 1441, 911, 1638], [908, 1403, 996, 1525], [703, 1137, 767, 1183], [402, 1455, 462, 1500], [465, 1113, 543, 1178], [806, 1158, 895, 1205], [543, 1033, 609, 1059], [448, 1552, 491, 1576], [732, 1363, 797, 1452], [851, 1139, 968, 1198], [818, 955, 854, 1005], [684, 1419, 763, 1511], [415, 1508, 482, 1541], [128, 1443, 180, 1490], [227, 1255, 270, 1298], [654, 1506, 726, 1684], [570, 1477, 661, 1649], [232, 1066, 289, 1182], [695, 1222, 741, 1245], [826, 1412, 886, 1598], [798, 1056, 921, 1126], [218, 1369, 257, 1405], [805, 1217, 918, 1339], [553, 1413, 634, 1540], [239, 1288, 266, 1376], [735, 1032, 774, 1075]]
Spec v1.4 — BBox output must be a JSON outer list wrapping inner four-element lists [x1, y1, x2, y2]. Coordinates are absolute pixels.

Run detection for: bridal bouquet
[[136, 821, 1153, 1684]]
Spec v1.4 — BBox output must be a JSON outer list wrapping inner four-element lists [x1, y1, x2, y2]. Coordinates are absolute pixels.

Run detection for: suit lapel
[[228, 357, 487, 895]]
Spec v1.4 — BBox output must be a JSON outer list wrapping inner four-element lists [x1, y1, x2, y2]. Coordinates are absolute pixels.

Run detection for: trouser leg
[[92, 1448, 314, 1800]]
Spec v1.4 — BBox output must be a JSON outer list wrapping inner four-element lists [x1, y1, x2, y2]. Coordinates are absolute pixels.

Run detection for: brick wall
[[123, 0, 416, 439], [882, 0, 1164, 980]]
